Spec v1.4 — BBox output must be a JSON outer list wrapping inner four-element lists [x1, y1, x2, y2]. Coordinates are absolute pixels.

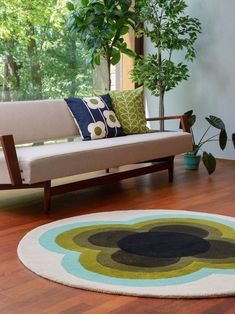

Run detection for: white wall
[[145, 0, 235, 160]]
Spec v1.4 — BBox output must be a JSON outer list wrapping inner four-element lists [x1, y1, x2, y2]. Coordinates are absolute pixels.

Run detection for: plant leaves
[[111, 48, 121, 65], [93, 54, 101, 66], [202, 152, 216, 175], [188, 115, 196, 128], [123, 48, 136, 58], [67, 0, 136, 71], [120, 25, 129, 35], [219, 129, 227, 150], [232, 133, 235, 148], [81, 0, 89, 6], [66, 2, 75, 11], [180, 110, 195, 129], [184, 110, 196, 127], [206, 116, 225, 130], [184, 110, 193, 117]]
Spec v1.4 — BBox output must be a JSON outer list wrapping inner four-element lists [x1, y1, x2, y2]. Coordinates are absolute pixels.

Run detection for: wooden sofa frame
[[0, 116, 190, 212]]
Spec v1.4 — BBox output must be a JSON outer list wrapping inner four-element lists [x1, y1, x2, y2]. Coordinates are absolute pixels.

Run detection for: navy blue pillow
[[65, 94, 125, 140]]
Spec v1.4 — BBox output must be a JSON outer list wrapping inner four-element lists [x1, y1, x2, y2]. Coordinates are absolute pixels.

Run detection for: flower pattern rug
[[17, 210, 235, 298]]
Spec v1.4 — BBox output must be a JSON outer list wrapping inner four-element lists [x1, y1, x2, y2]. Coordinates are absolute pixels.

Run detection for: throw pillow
[[94, 87, 150, 134], [65, 94, 125, 140]]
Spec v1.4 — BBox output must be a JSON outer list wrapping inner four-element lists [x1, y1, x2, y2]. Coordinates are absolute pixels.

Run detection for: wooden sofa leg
[[168, 156, 175, 183], [44, 181, 51, 213]]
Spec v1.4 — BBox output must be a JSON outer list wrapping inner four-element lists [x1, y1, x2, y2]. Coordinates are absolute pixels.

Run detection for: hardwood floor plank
[[200, 298, 235, 314], [82, 296, 139, 314]]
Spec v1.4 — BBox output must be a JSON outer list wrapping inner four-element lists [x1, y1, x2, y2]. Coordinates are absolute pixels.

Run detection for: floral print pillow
[[65, 94, 125, 140]]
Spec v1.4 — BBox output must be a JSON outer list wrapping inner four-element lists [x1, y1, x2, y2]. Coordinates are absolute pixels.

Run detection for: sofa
[[0, 99, 192, 211]]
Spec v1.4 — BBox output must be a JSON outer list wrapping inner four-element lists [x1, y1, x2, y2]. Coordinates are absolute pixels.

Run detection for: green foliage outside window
[[0, 0, 92, 102]]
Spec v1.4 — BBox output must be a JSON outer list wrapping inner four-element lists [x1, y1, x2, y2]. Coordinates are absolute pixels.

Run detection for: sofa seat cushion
[[0, 132, 192, 185]]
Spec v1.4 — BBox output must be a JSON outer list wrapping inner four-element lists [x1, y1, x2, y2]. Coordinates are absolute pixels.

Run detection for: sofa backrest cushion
[[0, 99, 79, 144]]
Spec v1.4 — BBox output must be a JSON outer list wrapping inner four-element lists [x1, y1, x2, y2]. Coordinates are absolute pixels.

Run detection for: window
[[0, 1, 143, 102], [0, 0, 92, 102]]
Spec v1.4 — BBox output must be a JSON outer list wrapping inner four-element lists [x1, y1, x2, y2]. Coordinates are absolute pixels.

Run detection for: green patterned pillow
[[94, 87, 150, 134]]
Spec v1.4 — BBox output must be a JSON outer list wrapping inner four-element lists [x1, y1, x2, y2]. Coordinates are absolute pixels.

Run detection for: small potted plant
[[183, 110, 235, 174]]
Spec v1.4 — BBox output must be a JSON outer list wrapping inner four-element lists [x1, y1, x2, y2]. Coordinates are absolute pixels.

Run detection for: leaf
[[180, 110, 195, 129], [180, 110, 191, 129], [117, 42, 136, 58], [219, 129, 227, 150], [81, 0, 89, 6], [93, 54, 101, 66], [123, 48, 136, 58], [120, 25, 129, 35], [66, 2, 75, 11], [188, 115, 196, 127], [232, 133, 235, 149], [202, 152, 216, 175], [111, 48, 121, 65], [184, 110, 193, 117], [206, 116, 225, 130]]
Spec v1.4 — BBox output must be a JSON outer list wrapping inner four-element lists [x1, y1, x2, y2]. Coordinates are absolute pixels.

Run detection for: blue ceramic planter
[[184, 153, 201, 170]]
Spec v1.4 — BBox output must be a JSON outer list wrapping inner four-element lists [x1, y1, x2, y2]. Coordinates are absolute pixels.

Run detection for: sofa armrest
[[0, 135, 22, 185], [146, 115, 190, 133]]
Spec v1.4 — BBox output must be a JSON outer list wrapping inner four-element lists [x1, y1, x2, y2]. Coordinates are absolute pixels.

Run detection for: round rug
[[17, 210, 235, 298]]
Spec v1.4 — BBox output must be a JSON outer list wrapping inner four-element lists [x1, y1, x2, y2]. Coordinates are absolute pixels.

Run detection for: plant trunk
[[27, 25, 43, 100], [157, 44, 165, 131], [2, 56, 11, 102], [159, 89, 165, 131], [8, 55, 20, 90], [67, 38, 77, 97], [106, 54, 111, 90], [92, 57, 110, 90], [7, 40, 21, 95]]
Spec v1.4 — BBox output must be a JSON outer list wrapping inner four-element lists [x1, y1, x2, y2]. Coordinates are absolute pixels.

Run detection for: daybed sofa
[[0, 99, 192, 211]]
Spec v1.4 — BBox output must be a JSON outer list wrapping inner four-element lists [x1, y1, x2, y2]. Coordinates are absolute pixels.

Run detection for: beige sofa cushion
[[0, 99, 78, 145], [0, 132, 192, 185]]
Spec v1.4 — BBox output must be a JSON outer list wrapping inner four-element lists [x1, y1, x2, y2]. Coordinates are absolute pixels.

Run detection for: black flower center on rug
[[117, 231, 210, 258]]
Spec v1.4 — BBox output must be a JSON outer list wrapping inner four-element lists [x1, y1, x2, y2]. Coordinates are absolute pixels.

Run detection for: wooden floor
[[1, 157, 235, 314]]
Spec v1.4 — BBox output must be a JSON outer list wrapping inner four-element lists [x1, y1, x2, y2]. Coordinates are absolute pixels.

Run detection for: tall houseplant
[[131, 0, 201, 130], [67, 0, 137, 90], [183, 110, 235, 174]]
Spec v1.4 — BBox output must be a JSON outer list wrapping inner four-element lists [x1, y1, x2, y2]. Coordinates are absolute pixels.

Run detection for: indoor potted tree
[[131, 0, 201, 131], [183, 110, 235, 174], [67, 0, 138, 90]]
